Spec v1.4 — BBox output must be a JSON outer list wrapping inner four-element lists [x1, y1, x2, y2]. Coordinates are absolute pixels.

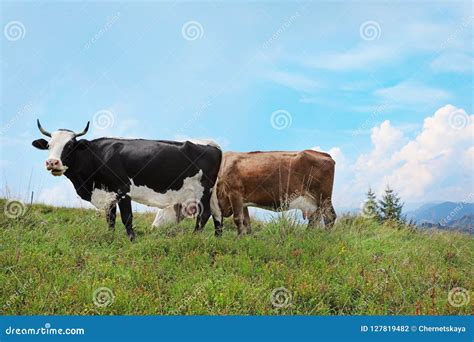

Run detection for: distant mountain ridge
[[406, 202, 474, 234]]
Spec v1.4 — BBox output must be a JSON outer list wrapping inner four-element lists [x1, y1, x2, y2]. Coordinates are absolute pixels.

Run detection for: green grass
[[1, 199, 472, 315]]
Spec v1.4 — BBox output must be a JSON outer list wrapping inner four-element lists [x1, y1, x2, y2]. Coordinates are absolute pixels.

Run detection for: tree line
[[362, 186, 405, 223]]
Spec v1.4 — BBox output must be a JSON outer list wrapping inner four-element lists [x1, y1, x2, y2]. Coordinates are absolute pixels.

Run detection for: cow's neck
[[65, 173, 93, 201], [63, 149, 98, 201]]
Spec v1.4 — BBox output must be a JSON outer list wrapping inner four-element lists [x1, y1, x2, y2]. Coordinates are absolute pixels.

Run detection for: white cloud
[[430, 52, 473, 73], [350, 122, 402, 204], [353, 104, 473, 201], [370, 120, 406, 157], [296, 45, 396, 71], [403, 22, 459, 51], [353, 121, 406, 185], [374, 81, 452, 106], [463, 146, 474, 170], [299, 97, 320, 104], [387, 105, 473, 198], [311, 146, 346, 168], [265, 70, 320, 92]]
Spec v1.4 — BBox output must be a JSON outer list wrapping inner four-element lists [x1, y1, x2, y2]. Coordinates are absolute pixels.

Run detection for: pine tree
[[362, 188, 379, 220], [379, 186, 404, 222]]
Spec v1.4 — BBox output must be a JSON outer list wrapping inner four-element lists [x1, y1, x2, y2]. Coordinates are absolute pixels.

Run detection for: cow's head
[[32, 120, 90, 176]]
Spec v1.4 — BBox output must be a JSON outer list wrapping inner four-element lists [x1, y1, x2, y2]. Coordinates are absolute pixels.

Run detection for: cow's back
[[91, 138, 221, 192]]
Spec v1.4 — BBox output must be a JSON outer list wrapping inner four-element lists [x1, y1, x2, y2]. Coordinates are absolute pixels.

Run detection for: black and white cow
[[32, 120, 222, 240]]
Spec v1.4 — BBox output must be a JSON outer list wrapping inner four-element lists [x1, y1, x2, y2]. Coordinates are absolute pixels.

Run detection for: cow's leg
[[118, 195, 135, 241], [213, 217, 223, 237], [210, 189, 223, 237], [194, 190, 212, 233], [174, 203, 184, 223], [243, 206, 251, 234], [230, 194, 245, 236], [106, 203, 117, 230], [323, 203, 337, 229], [211, 209, 224, 237]]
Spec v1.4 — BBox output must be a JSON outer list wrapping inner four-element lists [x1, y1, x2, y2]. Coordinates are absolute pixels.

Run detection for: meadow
[[1, 199, 472, 315]]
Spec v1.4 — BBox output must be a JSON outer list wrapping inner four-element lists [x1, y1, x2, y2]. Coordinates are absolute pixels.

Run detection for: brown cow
[[212, 150, 336, 235]]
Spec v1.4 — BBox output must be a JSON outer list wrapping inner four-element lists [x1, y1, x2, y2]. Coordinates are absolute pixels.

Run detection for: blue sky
[[1, 0, 473, 211]]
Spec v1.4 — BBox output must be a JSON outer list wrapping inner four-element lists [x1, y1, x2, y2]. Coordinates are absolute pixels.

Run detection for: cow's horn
[[75, 121, 90, 137], [37, 119, 51, 137]]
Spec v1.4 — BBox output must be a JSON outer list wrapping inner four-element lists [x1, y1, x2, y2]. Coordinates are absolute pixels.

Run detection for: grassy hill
[[1, 199, 472, 315]]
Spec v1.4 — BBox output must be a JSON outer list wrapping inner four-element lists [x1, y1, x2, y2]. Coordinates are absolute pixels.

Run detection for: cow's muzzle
[[45, 159, 66, 176]]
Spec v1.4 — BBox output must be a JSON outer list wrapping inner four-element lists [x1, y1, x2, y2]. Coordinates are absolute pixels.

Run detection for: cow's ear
[[32, 139, 48, 150], [75, 139, 90, 150]]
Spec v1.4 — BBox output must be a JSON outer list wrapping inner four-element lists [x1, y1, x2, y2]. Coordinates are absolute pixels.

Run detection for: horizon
[[1, 1, 473, 213]]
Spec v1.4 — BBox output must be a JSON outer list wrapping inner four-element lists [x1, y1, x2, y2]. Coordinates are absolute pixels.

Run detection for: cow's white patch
[[48, 130, 75, 164], [210, 185, 222, 222], [289, 196, 317, 215], [91, 188, 117, 210], [152, 207, 178, 227], [128, 170, 204, 209]]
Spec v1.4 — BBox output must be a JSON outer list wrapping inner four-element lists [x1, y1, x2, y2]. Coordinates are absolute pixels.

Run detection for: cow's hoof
[[128, 231, 136, 241]]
